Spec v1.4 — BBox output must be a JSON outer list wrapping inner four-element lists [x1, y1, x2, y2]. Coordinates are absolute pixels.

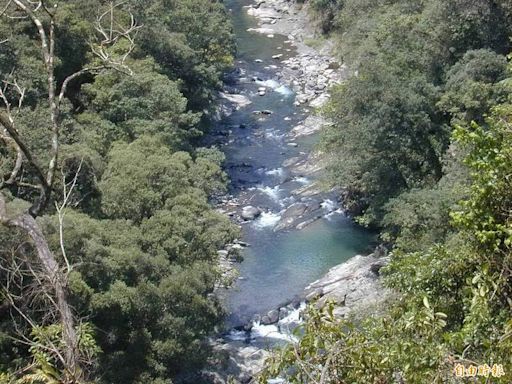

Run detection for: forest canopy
[[0, 1, 236, 383]]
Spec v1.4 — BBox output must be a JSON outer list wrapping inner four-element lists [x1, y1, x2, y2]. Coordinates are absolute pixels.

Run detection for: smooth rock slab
[[289, 115, 327, 138], [304, 254, 393, 317], [273, 202, 322, 232], [219, 92, 252, 109]]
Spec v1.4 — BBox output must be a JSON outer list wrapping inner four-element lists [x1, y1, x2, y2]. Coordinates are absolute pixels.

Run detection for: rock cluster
[[251, 299, 302, 327], [273, 201, 322, 231], [203, 341, 270, 384], [216, 239, 250, 289], [304, 253, 393, 317], [280, 54, 345, 108], [215, 196, 264, 225], [244, 0, 350, 109]]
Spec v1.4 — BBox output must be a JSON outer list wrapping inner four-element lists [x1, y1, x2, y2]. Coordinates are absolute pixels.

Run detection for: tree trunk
[[0, 194, 79, 382]]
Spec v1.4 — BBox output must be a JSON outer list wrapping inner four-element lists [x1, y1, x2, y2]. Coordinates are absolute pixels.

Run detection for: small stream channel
[[211, 0, 374, 340]]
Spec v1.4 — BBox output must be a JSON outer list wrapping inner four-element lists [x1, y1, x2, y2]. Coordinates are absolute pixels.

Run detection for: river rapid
[[210, 0, 374, 340]]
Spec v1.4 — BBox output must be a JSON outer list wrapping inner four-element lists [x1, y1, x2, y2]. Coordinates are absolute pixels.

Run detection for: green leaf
[[423, 296, 430, 309]]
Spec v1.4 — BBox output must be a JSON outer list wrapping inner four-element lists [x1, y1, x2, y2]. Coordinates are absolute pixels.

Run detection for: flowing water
[[213, 0, 374, 335]]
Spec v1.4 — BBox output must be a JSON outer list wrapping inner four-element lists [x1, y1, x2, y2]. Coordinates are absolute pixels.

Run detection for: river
[[212, 0, 374, 335]]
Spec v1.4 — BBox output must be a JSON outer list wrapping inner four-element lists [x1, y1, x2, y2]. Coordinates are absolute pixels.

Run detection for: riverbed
[[213, 0, 374, 332]]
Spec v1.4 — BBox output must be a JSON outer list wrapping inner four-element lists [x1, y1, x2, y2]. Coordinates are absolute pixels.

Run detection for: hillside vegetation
[[0, 1, 236, 383], [261, 0, 512, 382]]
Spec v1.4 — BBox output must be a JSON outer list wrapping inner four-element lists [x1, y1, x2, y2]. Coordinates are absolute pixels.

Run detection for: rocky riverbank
[[304, 251, 393, 317], [246, 0, 348, 109], [206, 252, 392, 384], [224, 249, 392, 332], [215, 0, 352, 233], [203, 1, 392, 383]]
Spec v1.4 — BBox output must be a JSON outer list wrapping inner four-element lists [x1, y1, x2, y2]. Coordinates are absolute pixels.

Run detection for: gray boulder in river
[[273, 201, 322, 231], [241, 206, 262, 220], [304, 254, 393, 317]]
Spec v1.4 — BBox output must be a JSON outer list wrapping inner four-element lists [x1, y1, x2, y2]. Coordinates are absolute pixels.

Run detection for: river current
[[213, 0, 373, 333]]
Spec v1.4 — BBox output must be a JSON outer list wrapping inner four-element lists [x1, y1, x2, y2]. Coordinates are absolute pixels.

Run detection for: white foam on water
[[255, 79, 293, 97], [275, 85, 293, 96], [226, 329, 248, 341], [325, 208, 344, 220], [255, 79, 281, 89], [266, 167, 285, 178], [321, 199, 337, 212], [280, 196, 296, 207], [250, 302, 306, 343], [279, 302, 306, 327], [251, 322, 298, 343], [293, 176, 310, 185], [257, 185, 282, 201], [264, 129, 285, 141], [253, 211, 281, 229]]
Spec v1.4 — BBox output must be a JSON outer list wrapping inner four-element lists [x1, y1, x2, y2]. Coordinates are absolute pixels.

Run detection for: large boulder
[[273, 202, 308, 231], [260, 309, 279, 325], [241, 206, 262, 220], [304, 255, 393, 317], [282, 202, 308, 217], [278, 307, 289, 320], [267, 309, 279, 324], [274, 201, 322, 231]]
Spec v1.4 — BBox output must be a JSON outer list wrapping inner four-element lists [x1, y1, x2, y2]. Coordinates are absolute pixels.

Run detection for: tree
[[0, 1, 138, 381], [438, 49, 508, 124], [133, 0, 235, 112], [82, 58, 201, 150], [1, 0, 237, 382], [322, 60, 447, 225], [98, 136, 227, 223]]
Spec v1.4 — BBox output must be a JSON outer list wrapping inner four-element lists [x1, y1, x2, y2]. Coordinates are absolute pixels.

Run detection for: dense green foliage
[[262, 0, 512, 382], [315, 0, 512, 226], [0, 1, 236, 383]]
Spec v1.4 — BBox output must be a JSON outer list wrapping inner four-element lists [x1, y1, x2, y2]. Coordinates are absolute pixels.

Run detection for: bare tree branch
[[0, 133, 23, 185], [55, 159, 83, 274], [91, 1, 142, 75], [0, 191, 80, 381], [0, 113, 48, 186], [0, 0, 13, 18], [58, 67, 103, 104]]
